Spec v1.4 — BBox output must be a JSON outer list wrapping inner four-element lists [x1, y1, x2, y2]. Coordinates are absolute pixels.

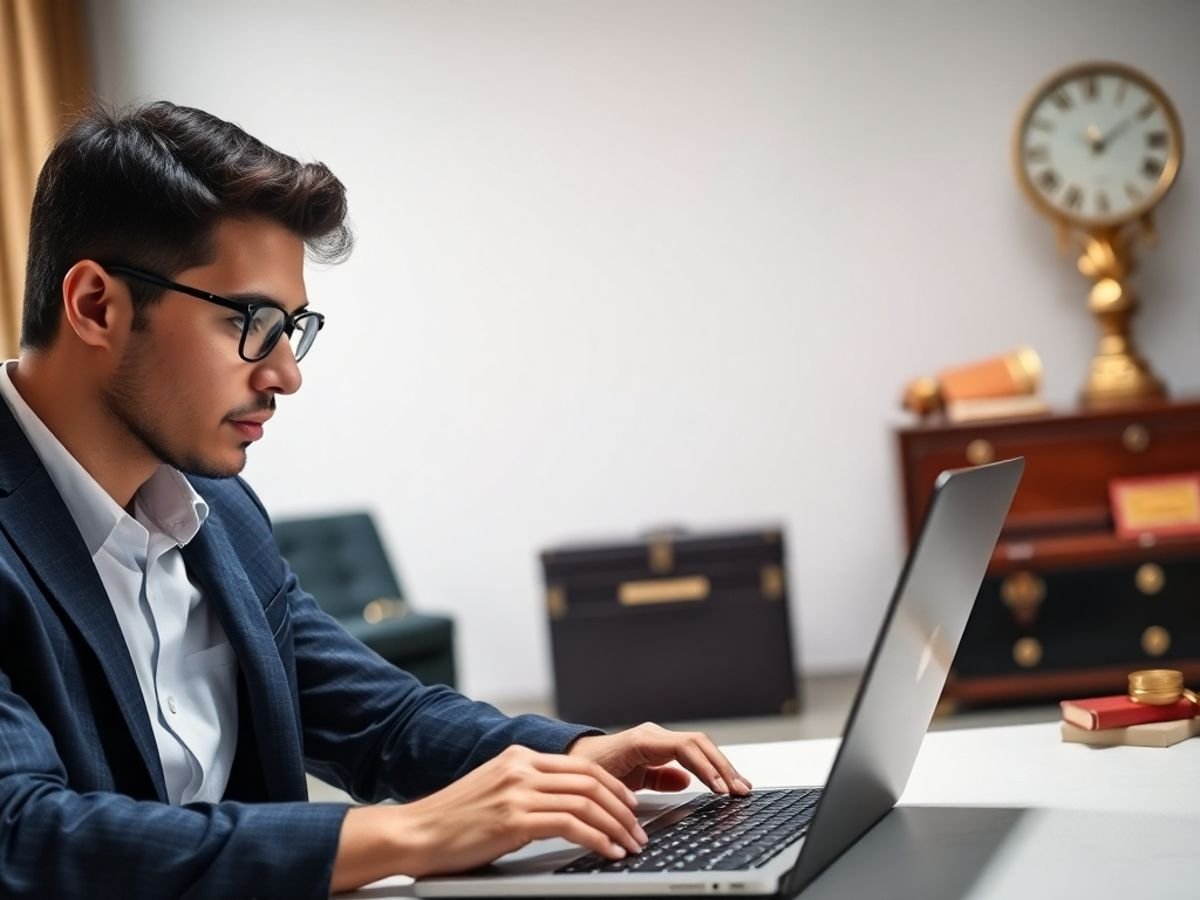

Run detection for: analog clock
[[1014, 62, 1183, 229]]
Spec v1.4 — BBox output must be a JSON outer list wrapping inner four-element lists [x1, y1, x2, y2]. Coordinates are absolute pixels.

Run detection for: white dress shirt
[[0, 361, 238, 805]]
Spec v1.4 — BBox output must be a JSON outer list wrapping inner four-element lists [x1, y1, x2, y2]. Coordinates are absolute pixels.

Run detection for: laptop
[[415, 458, 1024, 898]]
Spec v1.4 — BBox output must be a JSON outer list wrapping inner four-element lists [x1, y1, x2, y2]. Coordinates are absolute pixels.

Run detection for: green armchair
[[271, 511, 457, 688]]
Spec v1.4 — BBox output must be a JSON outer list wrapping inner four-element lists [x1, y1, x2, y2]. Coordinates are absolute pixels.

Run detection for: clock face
[[1015, 63, 1183, 228]]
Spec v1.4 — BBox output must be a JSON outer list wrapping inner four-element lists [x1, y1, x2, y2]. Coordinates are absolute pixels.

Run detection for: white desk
[[344, 722, 1200, 899]]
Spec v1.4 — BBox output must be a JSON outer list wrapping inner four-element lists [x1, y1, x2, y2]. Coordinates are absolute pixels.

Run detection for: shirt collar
[[0, 361, 208, 555]]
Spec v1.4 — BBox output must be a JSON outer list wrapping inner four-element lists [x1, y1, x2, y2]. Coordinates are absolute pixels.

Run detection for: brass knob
[[1135, 563, 1165, 596], [1000, 571, 1045, 627], [966, 439, 995, 466], [1141, 626, 1171, 657], [1122, 424, 1150, 454], [1013, 637, 1043, 668]]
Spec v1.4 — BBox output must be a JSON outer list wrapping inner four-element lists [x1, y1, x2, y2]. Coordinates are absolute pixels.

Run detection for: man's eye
[[227, 317, 244, 330]]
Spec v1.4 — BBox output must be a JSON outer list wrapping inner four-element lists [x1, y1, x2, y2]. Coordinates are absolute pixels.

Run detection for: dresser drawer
[[944, 555, 1200, 704], [899, 401, 1200, 540]]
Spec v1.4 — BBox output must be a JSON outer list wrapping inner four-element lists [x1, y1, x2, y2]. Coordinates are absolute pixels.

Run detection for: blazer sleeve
[[225, 477, 603, 803], [0, 667, 349, 900], [288, 572, 603, 802]]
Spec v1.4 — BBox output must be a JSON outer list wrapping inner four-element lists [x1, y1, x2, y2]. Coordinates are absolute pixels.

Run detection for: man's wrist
[[562, 728, 607, 755], [331, 804, 431, 892]]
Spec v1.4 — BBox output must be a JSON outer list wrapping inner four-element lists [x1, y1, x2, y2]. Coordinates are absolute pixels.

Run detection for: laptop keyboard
[[556, 787, 821, 875]]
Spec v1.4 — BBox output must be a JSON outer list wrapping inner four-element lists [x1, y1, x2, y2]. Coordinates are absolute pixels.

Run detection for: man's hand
[[567, 722, 752, 796], [333, 744, 648, 888], [330, 725, 751, 893]]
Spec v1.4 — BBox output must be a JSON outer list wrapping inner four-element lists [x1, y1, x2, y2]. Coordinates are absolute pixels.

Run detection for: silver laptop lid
[[782, 458, 1023, 895]]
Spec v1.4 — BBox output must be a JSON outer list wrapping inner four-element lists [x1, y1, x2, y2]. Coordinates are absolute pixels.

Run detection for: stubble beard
[[104, 340, 246, 480]]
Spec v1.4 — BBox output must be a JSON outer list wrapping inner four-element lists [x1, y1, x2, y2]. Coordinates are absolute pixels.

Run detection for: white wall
[[86, 0, 1200, 704]]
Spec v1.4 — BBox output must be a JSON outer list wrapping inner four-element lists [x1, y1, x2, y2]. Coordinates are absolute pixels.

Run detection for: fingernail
[[713, 775, 728, 793], [734, 777, 752, 794], [625, 788, 639, 807], [635, 824, 648, 844], [610, 843, 627, 859]]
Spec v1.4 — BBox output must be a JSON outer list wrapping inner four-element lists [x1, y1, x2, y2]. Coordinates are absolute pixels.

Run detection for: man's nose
[[250, 338, 303, 396]]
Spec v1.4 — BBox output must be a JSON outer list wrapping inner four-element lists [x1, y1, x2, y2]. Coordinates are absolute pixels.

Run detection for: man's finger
[[533, 789, 643, 854], [532, 751, 639, 807], [640, 765, 692, 793], [533, 773, 647, 849], [525, 812, 628, 860], [661, 738, 731, 793], [634, 727, 750, 795], [688, 732, 752, 794]]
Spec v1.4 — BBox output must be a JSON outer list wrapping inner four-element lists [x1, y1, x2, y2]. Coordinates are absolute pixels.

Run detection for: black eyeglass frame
[[103, 264, 325, 363]]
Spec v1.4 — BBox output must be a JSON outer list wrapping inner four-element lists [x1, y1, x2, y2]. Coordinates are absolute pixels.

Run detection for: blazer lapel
[[0, 403, 169, 801], [181, 512, 307, 800]]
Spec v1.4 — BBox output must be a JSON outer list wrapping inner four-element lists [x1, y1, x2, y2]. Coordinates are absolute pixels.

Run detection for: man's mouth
[[227, 409, 272, 442], [228, 420, 265, 441]]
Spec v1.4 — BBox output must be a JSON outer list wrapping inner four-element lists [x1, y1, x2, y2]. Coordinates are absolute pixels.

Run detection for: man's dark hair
[[21, 100, 352, 348]]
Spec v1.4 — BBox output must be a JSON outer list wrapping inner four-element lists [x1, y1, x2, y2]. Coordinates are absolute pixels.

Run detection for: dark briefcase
[[540, 527, 799, 727]]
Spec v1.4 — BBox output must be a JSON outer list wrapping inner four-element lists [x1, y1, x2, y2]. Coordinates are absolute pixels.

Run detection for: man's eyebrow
[[226, 291, 310, 314]]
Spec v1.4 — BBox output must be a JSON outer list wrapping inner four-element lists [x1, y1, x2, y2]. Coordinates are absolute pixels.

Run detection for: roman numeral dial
[[1014, 63, 1182, 227]]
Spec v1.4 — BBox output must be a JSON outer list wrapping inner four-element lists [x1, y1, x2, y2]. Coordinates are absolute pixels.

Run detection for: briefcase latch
[[618, 576, 710, 606], [761, 565, 785, 601], [647, 538, 675, 574], [547, 585, 568, 620]]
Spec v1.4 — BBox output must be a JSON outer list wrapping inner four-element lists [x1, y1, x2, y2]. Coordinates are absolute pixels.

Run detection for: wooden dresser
[[897, 399, 1200, 707]]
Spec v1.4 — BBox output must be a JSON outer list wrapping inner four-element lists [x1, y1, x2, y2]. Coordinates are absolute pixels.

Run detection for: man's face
[[104, 217, 308, 478]]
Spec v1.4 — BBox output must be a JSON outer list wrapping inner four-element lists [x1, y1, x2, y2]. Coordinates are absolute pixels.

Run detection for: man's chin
[[173, 449, 248, 480]]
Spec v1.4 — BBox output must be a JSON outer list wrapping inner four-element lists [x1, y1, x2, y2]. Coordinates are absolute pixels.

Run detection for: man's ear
[[61, 261, 133, 351]]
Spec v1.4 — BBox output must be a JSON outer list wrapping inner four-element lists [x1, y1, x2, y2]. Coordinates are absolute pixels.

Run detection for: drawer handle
[[966, 439, 995, 466], [1135, 563, 1165, 596], [619, 576, 710, 606], [1141, 626, 1171, 657], [1013, 637, 1043, 668], [1122, 424, 1150, 454], [1001, 571, 1045, 627]]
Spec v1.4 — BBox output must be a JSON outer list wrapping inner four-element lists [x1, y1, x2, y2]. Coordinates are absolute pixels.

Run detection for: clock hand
[[1096, 113, 1138, 151]]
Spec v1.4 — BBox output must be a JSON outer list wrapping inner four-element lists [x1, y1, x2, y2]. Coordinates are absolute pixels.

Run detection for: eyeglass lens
[[243, 308, 319, 361]]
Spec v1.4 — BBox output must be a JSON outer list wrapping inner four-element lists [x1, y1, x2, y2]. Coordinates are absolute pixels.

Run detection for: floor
[[306, 672, 1061, 802]]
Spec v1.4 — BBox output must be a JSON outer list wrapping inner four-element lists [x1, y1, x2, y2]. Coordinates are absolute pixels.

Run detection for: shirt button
[[167, 696, 178, 714]]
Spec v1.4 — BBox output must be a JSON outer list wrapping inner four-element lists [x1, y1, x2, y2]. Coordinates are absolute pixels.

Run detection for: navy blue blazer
[[0, 398, 597, 899]]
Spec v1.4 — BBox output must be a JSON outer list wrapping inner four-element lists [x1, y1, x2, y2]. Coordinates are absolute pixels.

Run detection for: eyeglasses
[[103, 264, 325, 363]]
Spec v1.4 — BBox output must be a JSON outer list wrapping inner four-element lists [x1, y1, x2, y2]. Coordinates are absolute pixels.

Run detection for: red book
[[1060, 695, 1196, 731]]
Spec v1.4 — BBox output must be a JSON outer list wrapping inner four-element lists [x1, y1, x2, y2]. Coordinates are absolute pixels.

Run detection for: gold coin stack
[[1128, 669, 1199, 707]]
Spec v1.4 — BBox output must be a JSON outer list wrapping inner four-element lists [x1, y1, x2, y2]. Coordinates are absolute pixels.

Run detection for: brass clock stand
[[1014, 62, 1182, 409], [1074, 223, 1166, 406]]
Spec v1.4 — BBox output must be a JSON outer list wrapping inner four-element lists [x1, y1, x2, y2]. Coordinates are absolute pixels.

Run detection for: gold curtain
[[0, 0, 89, 358]]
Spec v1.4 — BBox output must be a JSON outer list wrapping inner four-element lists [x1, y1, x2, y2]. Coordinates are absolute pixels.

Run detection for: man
[[0, 102, 752, 898]]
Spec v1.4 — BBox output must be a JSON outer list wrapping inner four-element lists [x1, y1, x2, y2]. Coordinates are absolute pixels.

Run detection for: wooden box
[[897, 400, 1200, 707], [540, 528, 799, 726]]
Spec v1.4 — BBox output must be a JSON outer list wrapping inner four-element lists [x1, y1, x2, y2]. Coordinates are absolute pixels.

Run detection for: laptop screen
[[783, 458, 1023, 894]]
